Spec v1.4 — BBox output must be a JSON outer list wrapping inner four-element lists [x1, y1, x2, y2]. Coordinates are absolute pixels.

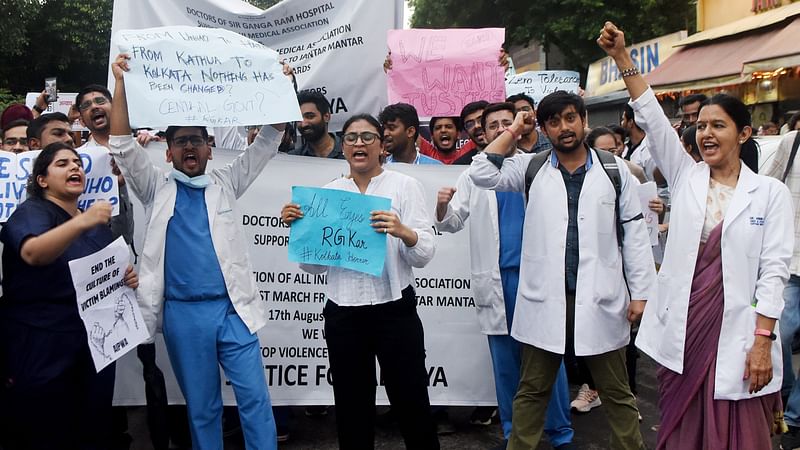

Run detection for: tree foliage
[[409, 0, 695, 72], [0, 0, 113, 95]]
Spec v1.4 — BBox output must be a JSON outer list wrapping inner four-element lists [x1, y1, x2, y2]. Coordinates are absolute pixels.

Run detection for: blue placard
[[288, 186, 392, 277]]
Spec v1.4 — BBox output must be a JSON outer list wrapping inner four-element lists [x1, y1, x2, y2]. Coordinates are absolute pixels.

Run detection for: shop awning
[[645, 16, 800, 90]]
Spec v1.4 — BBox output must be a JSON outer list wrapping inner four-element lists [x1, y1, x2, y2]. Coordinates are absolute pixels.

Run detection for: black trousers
[[323, 287, 439, 450], [0, 318, 115, 450]]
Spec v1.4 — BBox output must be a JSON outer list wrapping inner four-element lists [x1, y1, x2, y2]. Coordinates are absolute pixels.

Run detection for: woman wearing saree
[[599, 22, 793, 449]]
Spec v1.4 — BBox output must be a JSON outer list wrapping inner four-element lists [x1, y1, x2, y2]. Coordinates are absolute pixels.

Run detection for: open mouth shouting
[[183, 151, 199, 170], [351, 149, 369, 162], [67, 172, 83, 187], [90, 109, 108, 129]]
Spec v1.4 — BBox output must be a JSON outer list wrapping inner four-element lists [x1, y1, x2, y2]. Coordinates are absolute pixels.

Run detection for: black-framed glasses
[[343, 132, 381, 145], [464, 119, 478, 130], [3, 137, 27, 146], [78, 96, 109, 111], [172, 136, 206, 147]]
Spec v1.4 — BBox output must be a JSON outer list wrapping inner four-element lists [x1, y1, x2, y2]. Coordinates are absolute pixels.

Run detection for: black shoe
[[469, 406, 498, 426], [304, 405, 330, 417], [276, 425, 290, 443], [782, 425, 800, 450]]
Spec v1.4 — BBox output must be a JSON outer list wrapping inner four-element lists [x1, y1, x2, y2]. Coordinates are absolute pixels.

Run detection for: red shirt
[[418, 138, 477, 165]]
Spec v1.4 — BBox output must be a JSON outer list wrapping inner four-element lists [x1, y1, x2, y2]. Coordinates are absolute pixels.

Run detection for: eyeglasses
[[517, 106, 533, 112], [3, 137, 28, 146], [464, 120, 478, 130], [343, 132, 381, 145], [172, 136, 207, 147], [486, 120, 514, 132], [78, 96, 109, 111]]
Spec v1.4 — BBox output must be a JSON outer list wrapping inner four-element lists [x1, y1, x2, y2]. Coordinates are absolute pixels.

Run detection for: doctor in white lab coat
[[469, 93, 656, 450], [435, 102, 573, 447], [599, 22, 793, 450]]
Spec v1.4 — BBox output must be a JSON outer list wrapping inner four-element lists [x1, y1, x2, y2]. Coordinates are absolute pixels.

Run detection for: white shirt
[[300, 169, 436, 306]]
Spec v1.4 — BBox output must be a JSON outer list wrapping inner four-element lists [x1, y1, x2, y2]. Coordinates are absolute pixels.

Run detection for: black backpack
[[523, 149, 640, 248]]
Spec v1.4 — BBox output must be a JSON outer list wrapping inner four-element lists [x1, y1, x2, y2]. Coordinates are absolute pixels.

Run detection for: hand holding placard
[[287, 186, 391, 276]]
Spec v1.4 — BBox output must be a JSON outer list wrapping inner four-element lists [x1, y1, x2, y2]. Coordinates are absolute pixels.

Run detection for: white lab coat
[[633, 88, 793, 400], [469, 149, 657, 356], [436, 170, 507, 335], [109, 127, 282, 337]]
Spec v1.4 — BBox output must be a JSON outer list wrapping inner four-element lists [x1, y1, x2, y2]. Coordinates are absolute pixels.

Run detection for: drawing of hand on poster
[[386, 28, 506, 119], [69, 236, 148, 371], [287, 186, 391, 276]]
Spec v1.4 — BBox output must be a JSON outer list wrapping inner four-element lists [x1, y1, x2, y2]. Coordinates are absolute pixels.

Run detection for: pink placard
[[387, 28, 506, 118]]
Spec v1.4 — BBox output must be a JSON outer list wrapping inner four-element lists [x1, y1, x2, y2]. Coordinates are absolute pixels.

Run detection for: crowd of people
[[1, 18, 800, 450]]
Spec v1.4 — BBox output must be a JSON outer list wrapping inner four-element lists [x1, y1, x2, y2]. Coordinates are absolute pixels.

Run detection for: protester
[[436, 102, 574, 450], [790, 112, 800, 133], [379, 103, 441, 165], [587, 127, 646, 183], [760, 121, 780, 136], [762, 130, 800, 450], [0, 104, 33, 131], [680, 125, 703, 162], [2, 119, 30, 153], [468, 90, 655, 449], [599, 21, 792, 449], [506, 93, 552, 154], [282, 113, 439, 450], [109, 53, 284, 450], [675, 93, 708, 134], [27, 112, 74, 149], [606, 124, 628, 157], [0, 142, 138, 449], [289, 89, 343, 159]]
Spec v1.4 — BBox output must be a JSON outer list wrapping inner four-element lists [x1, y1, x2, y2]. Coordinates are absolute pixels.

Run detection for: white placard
[[69, 236, 148, 371], [505, 71, 581, 106], [637, 181, 660, 246], [25, 92, 87, 132], [0, 146, 121, 222], [114, 25, 301, 128], [110, 0, 401, 131]]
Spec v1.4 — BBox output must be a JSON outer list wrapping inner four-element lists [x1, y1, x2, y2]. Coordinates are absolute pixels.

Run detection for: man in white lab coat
[[469, 91, 656, 450]]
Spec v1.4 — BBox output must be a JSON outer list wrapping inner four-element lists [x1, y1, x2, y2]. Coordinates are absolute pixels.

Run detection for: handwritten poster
[[505, 71, 581, 106], [387, 28, 506, 119], [69, 237, 148, 371], [0, 146, 120, 222], [114, 25, 302, 128], [636, 181, 660, 246], [288, 186, 391, 276]]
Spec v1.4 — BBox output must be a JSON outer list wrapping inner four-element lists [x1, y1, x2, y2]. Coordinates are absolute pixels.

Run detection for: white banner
[[110, 0, 402, 131], [69, 237, 148, 371], [0, 146, 120, 222], [113, 145, 496, 406], [114, 26, 301, 128], [505, 71, 581, 106]]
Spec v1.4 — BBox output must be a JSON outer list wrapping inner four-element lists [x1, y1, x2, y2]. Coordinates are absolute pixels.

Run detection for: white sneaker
[[570, 384, 601, 413]]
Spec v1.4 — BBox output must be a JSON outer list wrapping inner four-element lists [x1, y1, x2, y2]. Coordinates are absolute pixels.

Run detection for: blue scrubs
[[491, 192, 573, 445], [163, 182, 276, 450], [0, 197, 116, 449]]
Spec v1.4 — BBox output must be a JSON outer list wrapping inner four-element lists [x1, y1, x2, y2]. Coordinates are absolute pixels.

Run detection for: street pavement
[[128, 354, 785, 449]]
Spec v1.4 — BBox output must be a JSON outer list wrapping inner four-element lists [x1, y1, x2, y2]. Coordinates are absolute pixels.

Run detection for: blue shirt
[[496, 192, 525, 270], [530, 131, 553, 154], [1, 197, 113, 330], [550, 150, 593, 292], [164, 182, 228, 301]]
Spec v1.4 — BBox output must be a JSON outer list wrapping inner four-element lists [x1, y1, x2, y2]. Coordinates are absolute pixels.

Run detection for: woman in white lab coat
[[599, 22, 793, 449]]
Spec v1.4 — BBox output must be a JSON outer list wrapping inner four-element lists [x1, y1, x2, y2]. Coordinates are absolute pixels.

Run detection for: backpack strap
[[782, 131, 800, 183], [594, 149, 642, 249], [524, 150, 552, 203]]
